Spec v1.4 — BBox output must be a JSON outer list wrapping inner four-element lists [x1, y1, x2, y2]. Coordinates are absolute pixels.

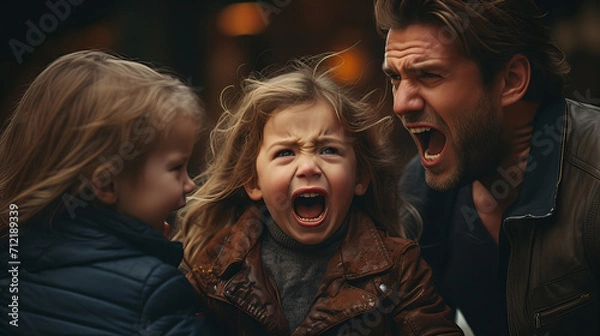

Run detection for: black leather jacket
[[400, 97, 600, 335]]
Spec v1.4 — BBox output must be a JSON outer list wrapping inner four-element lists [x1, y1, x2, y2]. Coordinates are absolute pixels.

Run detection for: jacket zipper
[[533, 293, 591, 328]]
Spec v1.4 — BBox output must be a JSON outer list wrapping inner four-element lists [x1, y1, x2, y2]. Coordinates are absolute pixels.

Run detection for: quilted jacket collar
[[22, 206, 183, 270]]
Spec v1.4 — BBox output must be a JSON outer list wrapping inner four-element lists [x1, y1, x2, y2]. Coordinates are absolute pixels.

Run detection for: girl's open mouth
[[293, 192, 327, 226]]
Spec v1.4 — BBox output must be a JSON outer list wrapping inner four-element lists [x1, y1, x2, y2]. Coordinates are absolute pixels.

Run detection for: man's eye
[[275, 149, 294, 158], [419, 72, 440, 79], [170, 164, 184, 171], [387, 74, 401, 90], [388, 73, 401, 83], [321, 147, 339, 155]]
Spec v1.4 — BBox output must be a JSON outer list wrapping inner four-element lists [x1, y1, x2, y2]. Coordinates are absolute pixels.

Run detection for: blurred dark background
[[2, 0, 599, 173]]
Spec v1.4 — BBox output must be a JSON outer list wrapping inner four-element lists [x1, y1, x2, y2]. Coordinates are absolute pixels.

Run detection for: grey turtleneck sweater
[[260, 215, 348, 333]]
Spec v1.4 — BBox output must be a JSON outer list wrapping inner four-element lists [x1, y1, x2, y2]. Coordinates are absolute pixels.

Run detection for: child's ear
[[354, 173, 370, 196], [243, 179, 263, 201], [499, 54, 531, 107], [91, 165, 118, 205]]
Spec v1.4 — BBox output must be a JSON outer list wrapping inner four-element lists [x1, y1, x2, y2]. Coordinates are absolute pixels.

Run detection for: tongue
[[295, 201, 324, 219], [427, 129, 446, 155]]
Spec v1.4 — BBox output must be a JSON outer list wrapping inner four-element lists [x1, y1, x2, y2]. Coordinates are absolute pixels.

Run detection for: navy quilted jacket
[[0, 206, 215, 335]]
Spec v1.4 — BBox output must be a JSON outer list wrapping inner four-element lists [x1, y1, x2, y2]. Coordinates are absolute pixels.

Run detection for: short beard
[[426, 91, 505, 191]]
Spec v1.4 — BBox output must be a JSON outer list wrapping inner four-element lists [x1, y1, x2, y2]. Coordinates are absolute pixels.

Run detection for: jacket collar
[[208, 206, 394, 280], [505, 95, 567, 220], [325, 210, 394, 280], [209, 206, 266, 277], [23, 206, 184, 270]]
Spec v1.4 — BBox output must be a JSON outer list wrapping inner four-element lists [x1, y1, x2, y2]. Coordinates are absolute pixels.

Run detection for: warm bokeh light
[[217, 2, 267, 36], [324, 47, 369, 83]]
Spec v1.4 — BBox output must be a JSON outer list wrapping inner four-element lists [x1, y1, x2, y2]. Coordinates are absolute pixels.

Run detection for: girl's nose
[[295, 155, 322, 180]]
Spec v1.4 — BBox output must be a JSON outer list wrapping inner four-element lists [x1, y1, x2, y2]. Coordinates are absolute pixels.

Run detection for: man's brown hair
[[375, 0, 570, 100]]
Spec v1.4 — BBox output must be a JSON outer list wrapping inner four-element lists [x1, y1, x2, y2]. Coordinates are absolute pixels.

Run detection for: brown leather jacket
[[187, 207, 463, 335]]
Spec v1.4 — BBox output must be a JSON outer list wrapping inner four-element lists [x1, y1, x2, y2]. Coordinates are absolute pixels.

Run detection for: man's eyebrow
[[383, 63, 445, 77], [381, 64, 396, 76]]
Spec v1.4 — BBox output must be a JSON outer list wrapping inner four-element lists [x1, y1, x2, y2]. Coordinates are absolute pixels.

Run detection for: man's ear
[[91, 165, 119, 205], [354, 172, 370, 196], [499, 54, 531, 107], [243, 179, 263, 201]]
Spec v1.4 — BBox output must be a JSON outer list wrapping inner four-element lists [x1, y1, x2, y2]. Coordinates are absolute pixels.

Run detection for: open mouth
[[409, 127, 446, 162], [293, 192, 326, 223]]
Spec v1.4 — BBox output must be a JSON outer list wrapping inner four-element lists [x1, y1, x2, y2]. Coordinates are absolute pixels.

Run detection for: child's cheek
[[271, 191, 289, 211]]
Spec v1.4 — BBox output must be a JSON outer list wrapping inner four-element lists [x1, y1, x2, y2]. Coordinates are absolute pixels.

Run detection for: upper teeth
[[298, 193, 320, 198], [409, 127, 431, 134]]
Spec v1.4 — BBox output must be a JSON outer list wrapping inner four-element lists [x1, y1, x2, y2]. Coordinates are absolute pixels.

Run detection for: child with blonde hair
[[0, 50, 215, 335], [177, 55, 463, 335]]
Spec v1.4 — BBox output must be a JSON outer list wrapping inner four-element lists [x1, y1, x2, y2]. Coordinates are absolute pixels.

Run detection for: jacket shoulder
[[565, 99, 600, 175], [369, 232, 462, 335], [375, 230, 425, 274], [564, 99, 600, 275], [379, 233, 420, 257], [137, 262, 215, 335]]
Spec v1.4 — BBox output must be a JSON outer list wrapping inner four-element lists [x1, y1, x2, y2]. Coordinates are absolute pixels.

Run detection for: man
[[375, 0, 600, 335]]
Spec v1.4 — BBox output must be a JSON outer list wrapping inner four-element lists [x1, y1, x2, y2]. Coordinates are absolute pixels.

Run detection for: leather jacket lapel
[[297, 212, 394, 334]]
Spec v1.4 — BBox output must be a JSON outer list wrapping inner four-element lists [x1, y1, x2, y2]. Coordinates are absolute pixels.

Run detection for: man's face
[[383, 23, 506, 191]]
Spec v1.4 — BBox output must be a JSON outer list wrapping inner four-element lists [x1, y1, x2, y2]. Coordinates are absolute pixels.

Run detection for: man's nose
[[392, 80, 424, 117]]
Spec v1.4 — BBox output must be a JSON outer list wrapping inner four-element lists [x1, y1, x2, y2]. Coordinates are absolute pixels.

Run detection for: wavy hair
[[176, 54, 411, 268], [0, 50, 203, 236], [374, 0, 570, 100]]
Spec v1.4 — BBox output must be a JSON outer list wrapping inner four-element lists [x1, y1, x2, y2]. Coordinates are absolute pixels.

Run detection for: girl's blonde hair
[[0, 50, 203, 235], [177, 54, 407, 267]]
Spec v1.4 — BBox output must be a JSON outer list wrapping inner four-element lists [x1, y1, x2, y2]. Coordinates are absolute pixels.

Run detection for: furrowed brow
[[315, 136, 352, 147], [267, 139, 296, 151], [382, 63, 396, 77]]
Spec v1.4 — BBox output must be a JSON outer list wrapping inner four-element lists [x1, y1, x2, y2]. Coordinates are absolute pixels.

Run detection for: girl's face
[[244, 100, 369, 245], [115, 117, 196, 232]]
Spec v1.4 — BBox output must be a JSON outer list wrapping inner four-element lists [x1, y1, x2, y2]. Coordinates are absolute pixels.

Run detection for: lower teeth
[[298, 214, 322, 222], [424, 151, 440, 161]]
